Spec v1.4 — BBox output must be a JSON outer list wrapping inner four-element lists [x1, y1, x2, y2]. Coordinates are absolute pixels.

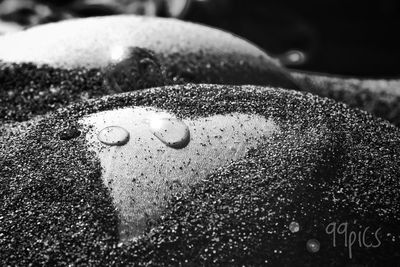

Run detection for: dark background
[[185, 0, 400, 77]]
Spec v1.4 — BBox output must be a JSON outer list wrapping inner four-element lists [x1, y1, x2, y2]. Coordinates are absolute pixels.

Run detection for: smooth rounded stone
[[1, 84, 400, 266], [98, 126, 130, 146], [0, 15, 298, 124], [82, 107, 277, 241], [0, 15, 298, 88]]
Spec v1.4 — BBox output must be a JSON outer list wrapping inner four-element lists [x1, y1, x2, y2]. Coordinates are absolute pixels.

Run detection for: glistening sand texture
[[292, 71, 400, 126], [0, 84, 399, 266]]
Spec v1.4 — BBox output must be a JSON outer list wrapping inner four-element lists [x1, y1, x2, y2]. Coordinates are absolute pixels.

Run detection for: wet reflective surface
[[148, 117, 190, 149], [81, 107, 279, 242], [98, 126, 130, 146], [103, 46, 166, 92]]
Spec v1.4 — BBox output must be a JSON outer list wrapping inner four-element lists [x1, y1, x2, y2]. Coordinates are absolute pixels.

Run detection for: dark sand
[[0, 47, 167, 124], [1, 84, 399, 266], [0, 49, 297, 124], [292, 71, 400, 127]]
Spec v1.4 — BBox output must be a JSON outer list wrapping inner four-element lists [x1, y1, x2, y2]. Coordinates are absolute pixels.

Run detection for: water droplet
[[104, 46, 165, 92], [289, 221, 300, 233], [306, 239, 320, 253], [149, 117, 190, 149], [59, 126, 81, 141], [98, 126, 130, 146]]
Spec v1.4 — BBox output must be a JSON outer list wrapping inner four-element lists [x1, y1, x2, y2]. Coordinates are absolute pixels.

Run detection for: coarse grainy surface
[[292, 71, 400, 127], [0, 47, 167, 124], [0, 84, 399, 266]]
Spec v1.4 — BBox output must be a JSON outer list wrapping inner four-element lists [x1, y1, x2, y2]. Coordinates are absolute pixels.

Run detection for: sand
[[1, 84, 399, 266], [292, 71, 400, 127]]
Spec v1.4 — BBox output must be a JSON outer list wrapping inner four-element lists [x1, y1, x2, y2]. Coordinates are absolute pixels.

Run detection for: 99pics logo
[[325, 222, 381, 259]]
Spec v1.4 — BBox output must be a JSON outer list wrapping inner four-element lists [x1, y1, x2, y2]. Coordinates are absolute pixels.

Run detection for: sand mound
[[1, 84, 399, 266]]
